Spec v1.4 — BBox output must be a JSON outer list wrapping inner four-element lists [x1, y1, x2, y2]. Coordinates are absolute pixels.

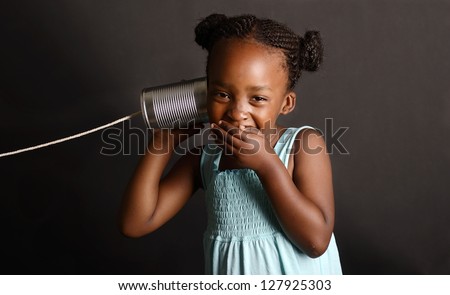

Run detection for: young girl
[[120, 13, 342, 275]]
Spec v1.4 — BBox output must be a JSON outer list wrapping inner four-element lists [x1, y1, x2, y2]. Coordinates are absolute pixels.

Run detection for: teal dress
[[200, 126, 342, 275]]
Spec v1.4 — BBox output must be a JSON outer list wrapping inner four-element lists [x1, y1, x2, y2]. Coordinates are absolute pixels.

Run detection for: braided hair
[[195, 13, 324, 90]]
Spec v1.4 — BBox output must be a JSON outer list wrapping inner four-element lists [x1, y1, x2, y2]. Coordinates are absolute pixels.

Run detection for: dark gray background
[[1, 0, 449, 274]]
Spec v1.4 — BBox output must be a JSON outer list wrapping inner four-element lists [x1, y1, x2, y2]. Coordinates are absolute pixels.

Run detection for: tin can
[[140, 77, 208, 129]]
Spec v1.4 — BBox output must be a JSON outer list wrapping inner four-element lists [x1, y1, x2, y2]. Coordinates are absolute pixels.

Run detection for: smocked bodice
[[204, 168, 282, 240]]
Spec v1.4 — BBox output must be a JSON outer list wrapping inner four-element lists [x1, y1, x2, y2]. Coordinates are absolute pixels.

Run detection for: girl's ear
[[280, 92, 296, 115]]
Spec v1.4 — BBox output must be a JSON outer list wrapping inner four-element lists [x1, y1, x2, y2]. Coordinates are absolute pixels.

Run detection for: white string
[[0, 111, 142, 158]]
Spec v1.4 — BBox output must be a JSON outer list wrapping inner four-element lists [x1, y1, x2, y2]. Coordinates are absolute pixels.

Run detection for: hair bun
[[299, 31, 323, 72], [195, 14, 228, 50]]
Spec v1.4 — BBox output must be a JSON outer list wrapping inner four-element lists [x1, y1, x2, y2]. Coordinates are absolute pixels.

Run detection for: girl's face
[[207, 38, 295, 133]]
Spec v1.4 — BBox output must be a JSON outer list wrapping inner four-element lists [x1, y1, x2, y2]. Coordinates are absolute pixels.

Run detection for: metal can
[[140, 77, 208, 129]]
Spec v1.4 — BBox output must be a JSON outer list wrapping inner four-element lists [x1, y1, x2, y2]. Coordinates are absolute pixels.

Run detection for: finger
[[240, 127, 262, 139], [225, 131, 260, 155], [211, 123, 246, 153], [211, 122, 238, 140], [217, 120, 242, 137], [218, 125, 262, 152], [210, 124, 245, 152], [240, 125, 260, 133], [216, 125, 242, 149], [210, 125, 226, 146]]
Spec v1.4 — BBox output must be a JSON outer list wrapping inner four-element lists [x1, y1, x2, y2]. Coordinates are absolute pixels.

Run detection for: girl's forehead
[[209, 38, 286, 70], [208, 38, 289, 91]]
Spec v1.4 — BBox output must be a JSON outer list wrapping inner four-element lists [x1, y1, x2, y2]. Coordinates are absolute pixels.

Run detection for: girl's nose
[[226, 101, 248, 124]]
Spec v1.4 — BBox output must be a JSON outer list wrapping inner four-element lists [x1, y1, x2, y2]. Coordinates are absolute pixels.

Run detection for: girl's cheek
[[206, 104, 218, 121], [208, 105, 226, 122]]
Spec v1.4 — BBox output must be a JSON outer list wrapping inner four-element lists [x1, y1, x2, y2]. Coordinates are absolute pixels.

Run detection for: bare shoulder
[[284, 128, 327, 176], [292, 127, 332, 183], [293, 128, 328, 158]]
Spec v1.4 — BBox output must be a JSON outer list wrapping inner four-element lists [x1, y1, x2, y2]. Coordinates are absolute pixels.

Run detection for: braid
[[195, 14, 256, 51], [195, 14, 324, 90], [299, 31, 323, 72]]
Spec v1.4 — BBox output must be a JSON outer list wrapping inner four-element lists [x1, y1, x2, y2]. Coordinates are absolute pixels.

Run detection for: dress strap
[[200, 143, 221, 191], [274, 126, 316, 169]]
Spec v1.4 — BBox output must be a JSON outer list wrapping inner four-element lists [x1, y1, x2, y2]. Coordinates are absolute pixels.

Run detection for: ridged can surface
[[140, 77, 208, 129]]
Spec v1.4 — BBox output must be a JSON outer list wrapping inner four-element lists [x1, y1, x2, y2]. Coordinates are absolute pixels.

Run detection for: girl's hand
[[211, 120, 278, 171]]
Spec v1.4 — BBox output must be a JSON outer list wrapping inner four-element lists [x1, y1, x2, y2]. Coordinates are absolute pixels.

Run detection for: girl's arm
[[119, 129, 201, 238], [212, 122, 334, 258], [257, 129, 334, 258]]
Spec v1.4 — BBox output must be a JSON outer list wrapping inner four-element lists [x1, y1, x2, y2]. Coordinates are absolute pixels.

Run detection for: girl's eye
[[214, 92, 230, 101], [252, 96, 267, 102]]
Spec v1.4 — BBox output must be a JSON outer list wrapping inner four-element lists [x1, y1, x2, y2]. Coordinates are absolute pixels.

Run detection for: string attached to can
[[0, 111, 142, 158], [0, 77, 209, 159]]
